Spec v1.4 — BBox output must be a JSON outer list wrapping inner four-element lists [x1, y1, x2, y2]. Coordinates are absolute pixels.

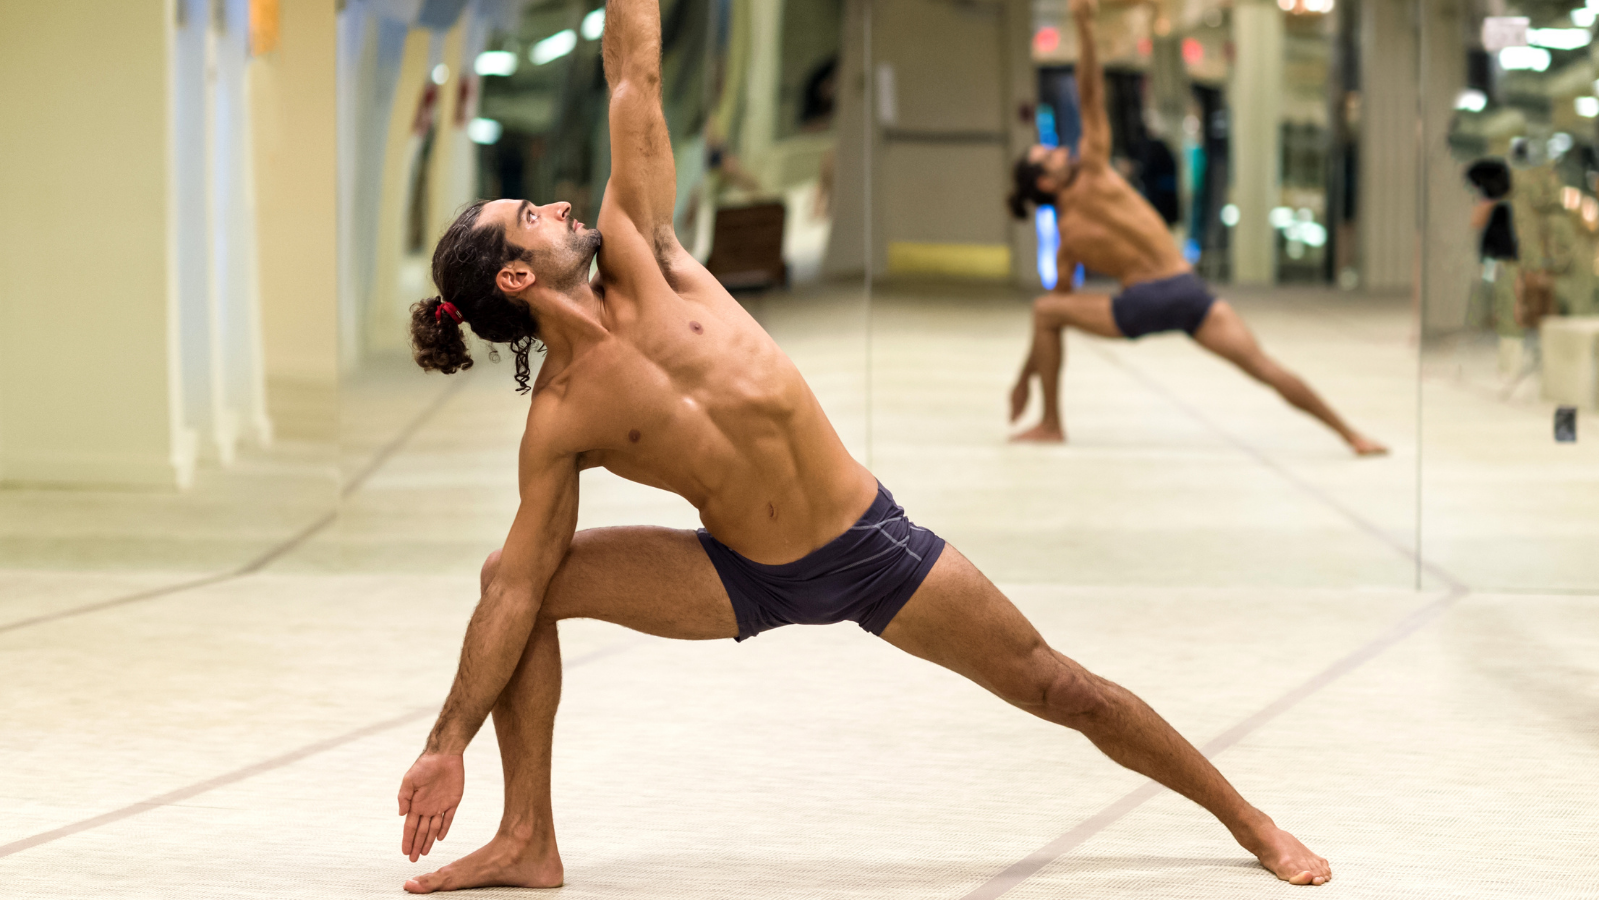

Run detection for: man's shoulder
[[520, 343, 637, 458]]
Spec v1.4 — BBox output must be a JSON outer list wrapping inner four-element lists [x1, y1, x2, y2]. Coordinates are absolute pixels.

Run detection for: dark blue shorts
[[696, 483, 946, 642], [1111, 272, 1217, 338]]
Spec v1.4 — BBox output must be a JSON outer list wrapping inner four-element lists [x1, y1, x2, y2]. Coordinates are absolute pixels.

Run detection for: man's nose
[[554, 202, 572, 219]]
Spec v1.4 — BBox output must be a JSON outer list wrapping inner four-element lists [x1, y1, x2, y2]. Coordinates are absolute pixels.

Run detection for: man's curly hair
[[411, 200, 544, 393], [1008, 154, 1055, 219]]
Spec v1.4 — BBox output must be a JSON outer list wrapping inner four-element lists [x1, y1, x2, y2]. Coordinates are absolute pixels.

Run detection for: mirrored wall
[[1418, 0, 1599, 591], [4, 0, 1593, 605], [859, 0, 1425, 591]]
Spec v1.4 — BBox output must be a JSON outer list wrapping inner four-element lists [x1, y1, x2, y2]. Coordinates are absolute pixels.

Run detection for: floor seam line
[[0, 374, 472, 634], [1088, 341, 1466, 591], [0, 637, 639, 858]]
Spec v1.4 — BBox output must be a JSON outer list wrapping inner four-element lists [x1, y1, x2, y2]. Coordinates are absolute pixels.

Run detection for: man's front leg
[[405, 559, 565, 894]]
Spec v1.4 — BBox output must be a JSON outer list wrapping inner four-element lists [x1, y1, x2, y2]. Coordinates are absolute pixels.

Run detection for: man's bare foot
[[1009, 376, 1032, 422], [1010, 422, 1066, 443], [1239, 820, 1331, 886], [1349, 435, 1388, 456], [403, 835, 564, 893]]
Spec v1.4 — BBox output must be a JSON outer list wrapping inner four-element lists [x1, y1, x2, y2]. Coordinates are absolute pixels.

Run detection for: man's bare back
[[388, 0, 1332, 892]]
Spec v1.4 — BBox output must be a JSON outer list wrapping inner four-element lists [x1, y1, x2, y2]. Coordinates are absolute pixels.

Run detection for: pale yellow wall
[[368, 28, 437, 356], [427, 24, 473, 247], [0, 1, 175, 485], [249, 0, 339, 439]]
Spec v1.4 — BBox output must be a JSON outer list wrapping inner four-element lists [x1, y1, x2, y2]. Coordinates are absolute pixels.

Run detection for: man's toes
[[1288, 870, 1314, 885], [404, 871, 447, 894]]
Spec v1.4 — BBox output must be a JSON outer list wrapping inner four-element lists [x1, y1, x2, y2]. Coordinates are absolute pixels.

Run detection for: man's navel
[[767, 502, 777, 519]]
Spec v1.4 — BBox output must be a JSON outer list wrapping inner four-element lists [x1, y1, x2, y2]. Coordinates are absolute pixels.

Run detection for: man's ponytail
[[410, 296, 474, 375]]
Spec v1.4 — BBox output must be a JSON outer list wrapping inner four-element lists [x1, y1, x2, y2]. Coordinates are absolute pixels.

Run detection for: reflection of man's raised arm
[[603, 0, 676, 243], [395, 415, 580, 863], [1070, 0, 1110, 167]]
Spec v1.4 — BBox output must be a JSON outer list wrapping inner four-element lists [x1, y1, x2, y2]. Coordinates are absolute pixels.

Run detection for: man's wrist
[[425, 725, 470, 756]]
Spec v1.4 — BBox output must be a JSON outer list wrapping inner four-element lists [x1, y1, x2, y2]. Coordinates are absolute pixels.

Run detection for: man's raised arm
[[602, 0, 676, 243], [395, 434, 580, 862], [1071, 0, 1111, 167]]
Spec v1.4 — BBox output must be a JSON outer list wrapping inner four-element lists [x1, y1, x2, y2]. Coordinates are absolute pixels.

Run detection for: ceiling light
[[474, 50, 518, 77], [531, 29, 577, 65], [467, 118, 503, 144], [1527, 28, 1591, 50], [1498, 46, 1551, 71]]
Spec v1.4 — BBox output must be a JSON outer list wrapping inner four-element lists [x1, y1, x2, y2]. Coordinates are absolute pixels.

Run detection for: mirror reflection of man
[[1007, 0, 1385, 456], [390, 0, 1333, 892]]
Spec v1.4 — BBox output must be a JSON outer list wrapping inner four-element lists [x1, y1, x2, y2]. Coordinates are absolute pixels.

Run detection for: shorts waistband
[[700, 482, 902, 577]]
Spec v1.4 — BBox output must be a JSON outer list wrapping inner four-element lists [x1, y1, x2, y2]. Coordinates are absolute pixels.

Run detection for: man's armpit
[[651, 224, 686, 291]]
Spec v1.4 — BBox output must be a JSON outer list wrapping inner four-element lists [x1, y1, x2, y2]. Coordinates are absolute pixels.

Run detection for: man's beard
[[550, 229, 604, 291]]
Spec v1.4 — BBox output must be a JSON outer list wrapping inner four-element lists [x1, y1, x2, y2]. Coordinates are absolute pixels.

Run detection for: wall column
[[1229, 0, 1284, 285], [1359, 0, 1419, 291]]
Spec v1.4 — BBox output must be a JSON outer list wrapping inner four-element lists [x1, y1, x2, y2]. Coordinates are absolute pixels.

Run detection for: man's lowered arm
[[395, 418, 580, 862]]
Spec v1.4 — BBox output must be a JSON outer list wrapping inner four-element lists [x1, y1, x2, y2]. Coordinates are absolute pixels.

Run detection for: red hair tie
[[435, 300, 462, 324]]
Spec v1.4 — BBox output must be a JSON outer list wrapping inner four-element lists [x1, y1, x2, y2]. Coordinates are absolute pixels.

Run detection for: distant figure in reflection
[[388, 0, 1332, 892], [1464, 157, 1521, 336], [1005, 0, 1385, 456]]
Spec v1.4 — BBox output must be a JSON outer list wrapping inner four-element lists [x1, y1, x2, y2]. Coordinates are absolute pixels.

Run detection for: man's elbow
[[611, 71, 661, 101], [482, 575, 544, 621]]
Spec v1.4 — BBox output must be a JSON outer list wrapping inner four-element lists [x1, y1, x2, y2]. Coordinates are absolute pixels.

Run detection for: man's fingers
[[402, 812, 421, 859], [422, 815, 442, 856], [440, 806, 456, 841]]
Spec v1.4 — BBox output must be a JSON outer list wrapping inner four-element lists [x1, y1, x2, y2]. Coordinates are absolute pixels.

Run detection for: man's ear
[[496, 261, 535, 295]]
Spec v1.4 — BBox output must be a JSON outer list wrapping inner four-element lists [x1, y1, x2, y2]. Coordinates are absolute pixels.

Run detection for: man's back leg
[[1011, 291, 1119, 442], [405, 527, 736, 894], [879, 546, 1332, 886], [1191, 301, 1386, 456]]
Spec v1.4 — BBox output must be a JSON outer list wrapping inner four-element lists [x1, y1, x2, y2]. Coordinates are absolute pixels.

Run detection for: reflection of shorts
[[1112, 272, 1217, 338], [696, 483, 946, 642]]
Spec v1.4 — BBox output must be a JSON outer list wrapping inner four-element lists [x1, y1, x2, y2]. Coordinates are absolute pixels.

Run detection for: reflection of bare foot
[[404, 836, 563, 893], [1009, 376, 1032, 422], [1239, 821, 1332, 886], [1349, 435, 1388, 457], [1010, 422, 1066, 443]]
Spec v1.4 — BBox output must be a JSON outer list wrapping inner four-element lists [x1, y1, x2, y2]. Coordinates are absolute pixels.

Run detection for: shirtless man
[[391, 0, 1332, 891], [1006, 0, 1384, 455]]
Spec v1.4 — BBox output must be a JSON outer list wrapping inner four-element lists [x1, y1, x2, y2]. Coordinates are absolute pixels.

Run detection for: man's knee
[[998, 646, 1109, 725], [480, 549, 502, 594], [1032, 296, 1066, 329]]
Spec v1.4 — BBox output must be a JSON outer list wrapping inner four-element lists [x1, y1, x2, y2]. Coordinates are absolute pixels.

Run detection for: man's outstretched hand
[[398, 752, 465, 862]]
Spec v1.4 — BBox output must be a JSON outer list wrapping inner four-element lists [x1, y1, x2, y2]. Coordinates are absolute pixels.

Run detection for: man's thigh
[[1036, 292, 1122, 339], [540, 526, 739, 641], [879, 545, 1057, 703]]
